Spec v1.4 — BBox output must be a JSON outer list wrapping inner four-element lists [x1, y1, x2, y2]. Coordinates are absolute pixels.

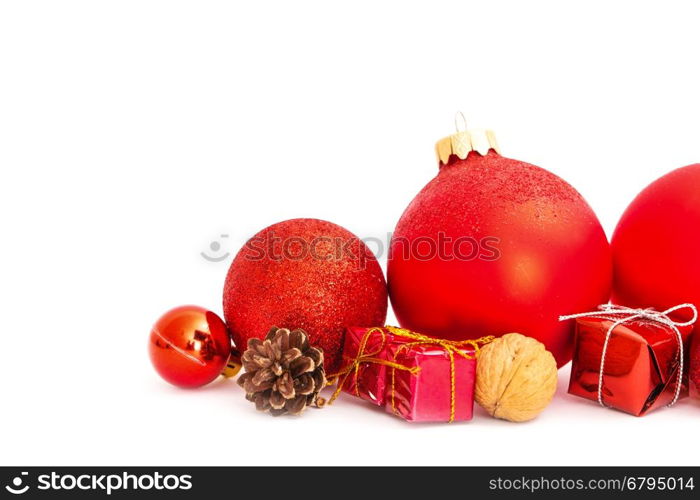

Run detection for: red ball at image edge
[[149, 305, 232, 388], [612, 164, 700, 320], [388, 151, 612, 367], [223, 218, 388, 374]]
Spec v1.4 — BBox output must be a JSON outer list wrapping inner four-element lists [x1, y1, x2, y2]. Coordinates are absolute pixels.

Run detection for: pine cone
[[238, 327, 326, 416]]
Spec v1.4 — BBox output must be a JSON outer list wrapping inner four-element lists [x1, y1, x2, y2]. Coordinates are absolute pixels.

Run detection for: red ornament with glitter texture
[[387, 122, 612, 367], [223, 218, 388, 373]]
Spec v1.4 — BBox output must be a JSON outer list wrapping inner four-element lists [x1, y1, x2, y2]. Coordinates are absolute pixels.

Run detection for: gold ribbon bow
[[328, 326, 494, 422]]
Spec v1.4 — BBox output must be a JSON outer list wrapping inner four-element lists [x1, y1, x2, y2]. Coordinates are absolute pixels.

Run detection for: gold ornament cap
[[435, 113, 500, 165], [222, 350, 242, 378]]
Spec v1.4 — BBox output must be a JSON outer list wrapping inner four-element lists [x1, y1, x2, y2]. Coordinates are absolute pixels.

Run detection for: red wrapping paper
[[335, 326, 482, 422], [339, 326, 391, 406], [568, 316, 693, 415], [385, 342, 476, 422], [691, 333, 700, 400]]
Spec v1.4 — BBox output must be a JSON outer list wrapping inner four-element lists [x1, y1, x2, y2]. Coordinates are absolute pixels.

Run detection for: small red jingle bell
[[149, 305, 241, 388]]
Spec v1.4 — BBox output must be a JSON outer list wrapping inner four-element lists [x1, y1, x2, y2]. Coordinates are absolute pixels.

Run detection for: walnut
[[475, 333, 557, 422]]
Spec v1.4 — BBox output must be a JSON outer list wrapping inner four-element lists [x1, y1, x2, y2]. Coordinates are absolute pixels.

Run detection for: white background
[[1, 1, 699, 466]]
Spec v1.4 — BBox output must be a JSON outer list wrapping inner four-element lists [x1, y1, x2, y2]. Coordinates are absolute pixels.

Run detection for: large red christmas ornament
[[149, 305, 234, 388], [612, 164, 700, 318], [223, 218, 388, 373], [388, 125, 612, 367]]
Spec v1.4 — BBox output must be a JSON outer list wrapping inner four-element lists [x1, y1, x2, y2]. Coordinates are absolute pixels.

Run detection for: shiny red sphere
[[612, 164, 700, 317], [149, 305, 232, 388], [223, 218, 388, 373], [388, 151, 612, 367]]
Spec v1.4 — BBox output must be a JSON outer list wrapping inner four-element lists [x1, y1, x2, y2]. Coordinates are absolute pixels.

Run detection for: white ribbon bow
[[559, 303, 698, 408]]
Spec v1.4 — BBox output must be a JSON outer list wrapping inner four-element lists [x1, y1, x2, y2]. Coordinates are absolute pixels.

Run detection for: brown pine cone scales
[[238, 327, 327, 416]]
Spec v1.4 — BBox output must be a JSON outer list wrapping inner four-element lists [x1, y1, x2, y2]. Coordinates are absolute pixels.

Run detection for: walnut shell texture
[[475, 333, 558, 422]]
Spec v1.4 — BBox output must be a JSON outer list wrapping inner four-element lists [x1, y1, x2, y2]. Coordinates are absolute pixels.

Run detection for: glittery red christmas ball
[[612, 164, 700, 316], [223, 218, 388, 373], [388, 150, 612, 367]]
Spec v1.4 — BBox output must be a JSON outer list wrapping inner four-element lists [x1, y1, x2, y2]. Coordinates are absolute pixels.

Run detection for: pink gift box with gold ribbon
[[331, 326, 492, 422]]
